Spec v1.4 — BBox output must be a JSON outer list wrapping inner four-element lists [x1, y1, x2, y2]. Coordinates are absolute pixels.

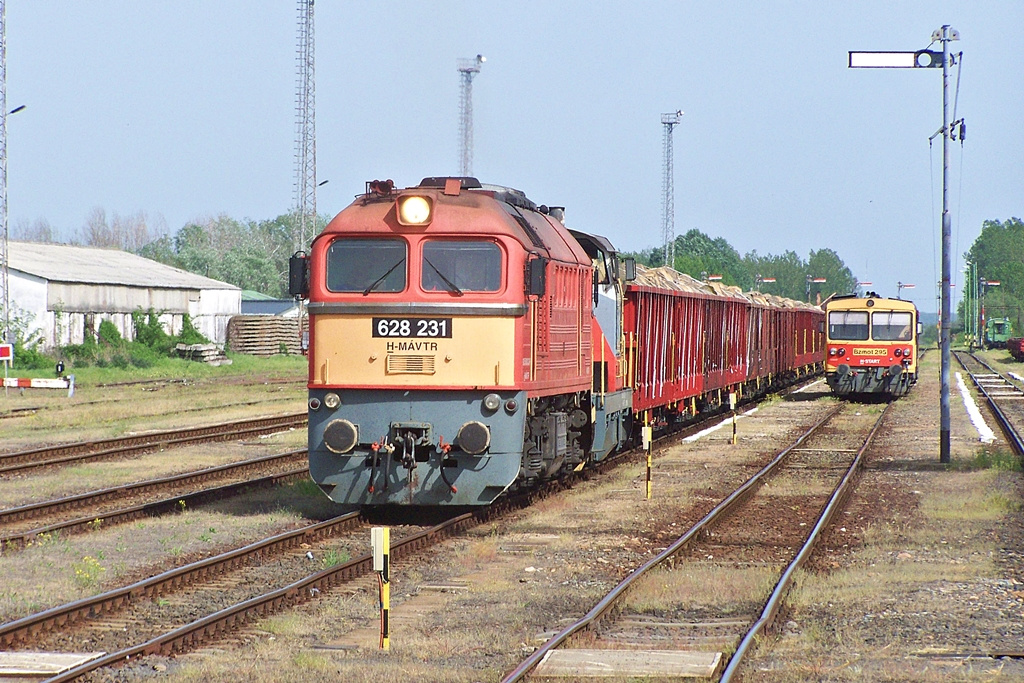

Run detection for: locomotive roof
[[320, 178, 590, 266], [826, 296, 918, 312]]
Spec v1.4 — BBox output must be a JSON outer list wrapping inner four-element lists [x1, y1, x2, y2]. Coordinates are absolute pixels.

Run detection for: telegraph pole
[[660, 111, 683, 268], [849, 25, 959, 463]]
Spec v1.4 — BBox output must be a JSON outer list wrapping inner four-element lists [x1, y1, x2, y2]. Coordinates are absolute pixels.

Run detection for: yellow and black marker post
[[372, 526, 390, 649], [729, 392, 738, 445], [642, 413, 653, 500]]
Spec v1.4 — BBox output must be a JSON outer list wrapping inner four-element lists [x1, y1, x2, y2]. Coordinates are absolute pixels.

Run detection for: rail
[[501, 405, 844, 683]]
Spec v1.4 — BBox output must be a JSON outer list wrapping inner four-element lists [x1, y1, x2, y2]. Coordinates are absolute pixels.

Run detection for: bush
[[97, 319, 123, 346]]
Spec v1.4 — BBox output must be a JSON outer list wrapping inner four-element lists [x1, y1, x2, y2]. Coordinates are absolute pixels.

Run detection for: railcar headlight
[[904, 347, 912, 357], [837, 348, 846, 357], [397, 195, 433, 225], [829, 348, 837, 357], [483, 393, 501, 411], [894, 348, 903, 357], [324, 392, 341, 409]]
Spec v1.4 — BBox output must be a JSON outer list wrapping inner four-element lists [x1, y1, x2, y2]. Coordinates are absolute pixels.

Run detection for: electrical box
[[729, 392, 737, 410]]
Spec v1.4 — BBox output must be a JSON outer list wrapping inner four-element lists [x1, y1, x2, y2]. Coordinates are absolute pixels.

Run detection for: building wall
[[10, 269, 240, 349], [8, 270, 48, 344]]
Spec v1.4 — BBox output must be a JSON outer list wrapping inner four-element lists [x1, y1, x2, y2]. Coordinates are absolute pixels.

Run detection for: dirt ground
[[743, 351, 1024, 681], [12, 351, 1024, 682]]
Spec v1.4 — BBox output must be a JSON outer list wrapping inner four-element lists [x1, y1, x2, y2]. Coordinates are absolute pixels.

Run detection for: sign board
[[0, 344, 12, 362]]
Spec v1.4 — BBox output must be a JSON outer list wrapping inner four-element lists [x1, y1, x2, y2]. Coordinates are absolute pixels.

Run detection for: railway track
[[954, 351, 1024, 455], [0, 380, 828, 680], [0, 412, 307, 475], [1, 512, 483, 682], [504, 401, 890, 681], [0, 450, 309, 550], [0, 394, 300, 422]]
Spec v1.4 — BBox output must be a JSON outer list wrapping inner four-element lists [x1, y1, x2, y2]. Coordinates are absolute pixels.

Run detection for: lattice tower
[[661, 111, 683, 268], [0, 0, 9, 343], [294, 0, 316, 251], [457, 55, 484, 177]]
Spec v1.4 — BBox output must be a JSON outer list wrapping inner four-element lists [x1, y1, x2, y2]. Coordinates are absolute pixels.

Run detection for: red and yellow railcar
[[824, 295, 919, 397]]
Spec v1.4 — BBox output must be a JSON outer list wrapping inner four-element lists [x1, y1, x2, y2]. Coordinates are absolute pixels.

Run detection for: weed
[[87, 518, 103, 531], [321, 549, 350, 568], [177, 499, 187, 513], [970, 447, 1022, 472], [73, 556, 106, 587]]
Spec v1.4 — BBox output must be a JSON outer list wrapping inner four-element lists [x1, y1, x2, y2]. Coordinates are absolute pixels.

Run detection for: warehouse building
[[7, 241, 240, 349]]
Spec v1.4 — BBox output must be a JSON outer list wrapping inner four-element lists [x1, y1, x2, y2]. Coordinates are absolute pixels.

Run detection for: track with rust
[[0, 450, 310, 550], [0, 412, 306, 475], [504, 401, 890, 682], [954, 351, 1024, 454]]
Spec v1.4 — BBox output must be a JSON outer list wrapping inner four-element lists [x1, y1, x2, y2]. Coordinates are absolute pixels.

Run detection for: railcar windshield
[[828, 311, 869, 340], [421, 241, 502, 293], [872, 311, 913, 341], [325, 239, 406, 293]]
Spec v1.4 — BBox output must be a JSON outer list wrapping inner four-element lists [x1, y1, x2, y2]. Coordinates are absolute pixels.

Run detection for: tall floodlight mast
[[294, 0, 316, 251], [457, 55, 485, 177], [660, 111, 683, 267]]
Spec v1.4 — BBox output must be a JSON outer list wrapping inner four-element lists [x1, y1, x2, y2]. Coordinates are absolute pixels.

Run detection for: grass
[[9, 351, 307, 383], [624, 563, 778, 615]]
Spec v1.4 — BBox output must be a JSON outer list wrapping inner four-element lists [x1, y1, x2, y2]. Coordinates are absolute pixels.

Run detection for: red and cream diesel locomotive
[[289, 177, 824, 507]]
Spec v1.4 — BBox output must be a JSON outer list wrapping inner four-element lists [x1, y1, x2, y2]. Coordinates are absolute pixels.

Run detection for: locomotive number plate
[[853, 348, 888, 356], [372, 317, 453, 338]]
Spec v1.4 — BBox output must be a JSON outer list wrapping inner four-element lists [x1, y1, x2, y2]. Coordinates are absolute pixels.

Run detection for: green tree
[[961, 218, 1024, 333], [807, 248, 857, 302]]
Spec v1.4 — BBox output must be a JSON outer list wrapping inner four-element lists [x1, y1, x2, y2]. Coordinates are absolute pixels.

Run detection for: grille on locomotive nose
[[386, 355, 436, 375]]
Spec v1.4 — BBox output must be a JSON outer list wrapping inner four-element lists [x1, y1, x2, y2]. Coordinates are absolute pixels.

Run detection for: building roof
[[241, 289, 278, 301], [8, 241, 239, 290]]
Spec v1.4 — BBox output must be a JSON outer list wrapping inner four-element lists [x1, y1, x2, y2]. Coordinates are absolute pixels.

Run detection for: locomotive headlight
[[397, 195, 433, 225], [323, 392, 341, 409], [483, 393, 501, 411]]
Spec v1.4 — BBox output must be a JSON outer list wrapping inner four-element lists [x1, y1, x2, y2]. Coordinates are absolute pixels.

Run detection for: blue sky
[[7, 2, 1023, 313]]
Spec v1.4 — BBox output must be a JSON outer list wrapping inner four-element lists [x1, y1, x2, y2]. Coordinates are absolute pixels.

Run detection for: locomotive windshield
[[326, 238, 407, 293], [421, 241, 502, 292], [872, 311, 913, 341], [828, 311, 869, 340]]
